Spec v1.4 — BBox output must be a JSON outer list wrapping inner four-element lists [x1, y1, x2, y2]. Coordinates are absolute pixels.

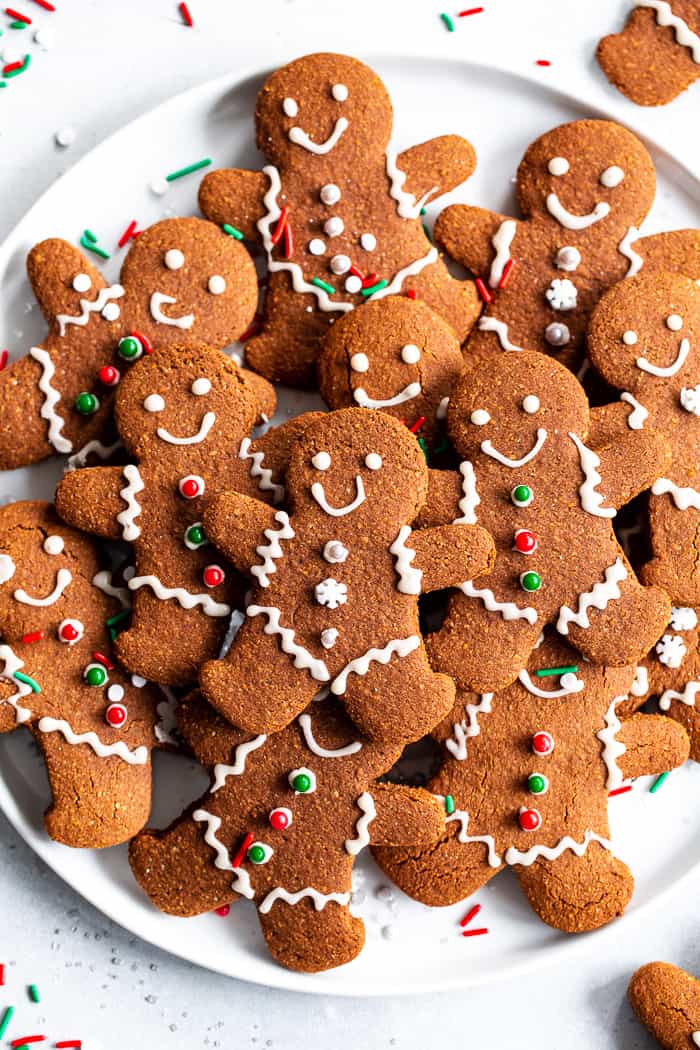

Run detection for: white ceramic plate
[[1, 54, 699, 997]]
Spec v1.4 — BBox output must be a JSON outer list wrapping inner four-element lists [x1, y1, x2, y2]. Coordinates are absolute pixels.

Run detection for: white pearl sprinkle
[[401, 344, 421, 365], [312, 452, 331, 470], [330, 254, 351, 275], [320, 184, 341, 205], [308, 238, 326, 256], [55, 125, 77, 148], [365, 453, 382, 470], [208, 275, 226, 295], [324, 217, 344, 238], [332, 83, 348, 101], [345, 275, 362, 294], [360, 233, 376, 251], [622, 330, 638, 346]]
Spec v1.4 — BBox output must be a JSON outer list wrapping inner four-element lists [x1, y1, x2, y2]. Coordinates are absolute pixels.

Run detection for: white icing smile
[[311, 476, 366, 516], [14, 567, 72, 607], [150, 292, 194, 329], [518, 669, 584, 698], [546, 193, 610, 230], [288, 117, 349, 155], [481, 427, 547, 468], [353, 382, 421, 409], [636, 339, 690, 378], [156, 411, 215, 446]]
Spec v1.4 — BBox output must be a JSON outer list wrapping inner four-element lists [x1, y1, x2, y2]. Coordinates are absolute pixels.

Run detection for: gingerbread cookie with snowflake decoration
[[373, 633, 689, 933], [198, 51, 480, 388], [629, 961, 700, 1048], [417, 349, 672, 694], [130, 690, 444, 972], [433, 118, 700, 372], [0, 217, 264, 471], [198, 407, 494, 743]]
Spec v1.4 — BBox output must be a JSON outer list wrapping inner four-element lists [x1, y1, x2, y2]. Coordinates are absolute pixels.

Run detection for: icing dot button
[[520, 570, 541, 593], [511, 484, 533, 508], [518, 806, 542, 832], [202, 564, 225, 588], [179, 474, 205, 500], [58, 618, 84, 645], [105, 702, 128, 729], [74, 391, 99, 415], [184, 522, 207, 549], [98, 364, 120, 387], [527, 773, 549, 796], [117, 335, 143, 361], [84, 662, 108, 687], [532, 731, 554, 756], [548, 156, 569, 176], [360, 233, 376, 251], [514, 529, 537, 555], [289, 767, 316, 794], [247, 841, 273, 865], [269, 807, 293, 830], [320, 183, 341, 205], [555, 246, 581, 272], [44, 535, 64, 555]]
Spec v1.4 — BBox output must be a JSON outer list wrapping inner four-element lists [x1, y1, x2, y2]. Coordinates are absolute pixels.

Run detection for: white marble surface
[[0, 0, 698, 1045]]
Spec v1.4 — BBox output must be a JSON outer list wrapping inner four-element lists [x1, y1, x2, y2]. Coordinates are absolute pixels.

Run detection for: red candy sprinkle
[[518, 807, 542, 832], [55, 1044, 83, 1049], [98, 364, 120, 387], [214, 905, 230, 917], [459, 903, 482, 928], [179, 1, 193, 25], [58, 620, 81, 643], [475, 277, 492, 304], [202, 564, 225, 588], [532, 731, 554, 756], [282, 222, 294, 259], [514, 528, 537, 555], [105, 702, 127, 728], [92, 650, 114, 670], [231, 831, 254, 870], [268, 807, 291, 830], [498, 258, 516, 289], [270, 206, 289, 246], [179, 475, 204, 499], [21, 630, 44, 644], [5, 7, 32, 24], [117, 220, 139, 249], [405, 289, 417, 300], [0, 350, 8, 371], [535, 59, 551, 67], [461, 927, 489, 938], [131, 329, 153, 354]]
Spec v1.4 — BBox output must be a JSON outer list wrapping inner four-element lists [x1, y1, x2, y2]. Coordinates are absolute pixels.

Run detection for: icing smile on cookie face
[[632, 313, 691, 378], [142, 376, 217, 446], [309, 449, 375, 516], [544, 156, 618, 230], [3, 533, 73, 609], [147, 247, 234, 330], [470, 395, 548, 468], [350, 344, 422, 410], [283, 85, 350, 156]]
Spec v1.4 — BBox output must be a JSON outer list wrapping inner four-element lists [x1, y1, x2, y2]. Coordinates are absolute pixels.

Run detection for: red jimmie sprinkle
[[461, 927, 489, 938], [31, 0, 56, 9], [498, 258, 516, 289], [348, 264, 364, 280], [231, 831, 254, 870], [536, 59, 551, 67], [11, 1038, 46, 1047], [459, 903, 482, 928], [178, 1, 193, 26], [131, 329, 153, 354], [361, 272, 378, 289], [270, 206, 289, 246], [408, 416, 425, 434], [0, 962, 4, 984], [282, 221, 294, 259], [55, 1043, 83, 1049], [475, 277, 493, 304], [458, 6, 484, 14], [92, 650, 114, 670], [609, 784, 633, 797], [214, 905, 230, 917], [0, 350, 7, 371], [3, 60, 23, 74], [6, 7, 32, 22], [117, 219, 138, 248], [21, 630, 44, 644], [405, 289, 417, 300]]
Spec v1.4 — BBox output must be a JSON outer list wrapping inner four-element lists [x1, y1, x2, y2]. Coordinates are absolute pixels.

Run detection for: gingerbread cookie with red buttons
[[198, 407, 494, 744], [129, 690, 444, 972], [373, 633, 689, 932], [598, 2, 700, 107], [629, 961, 700, 1048], [317, 295, 463, 444], [55, 341, 321, 686], [0, 501, 171, 848], [433, 118, 700, 372], [415, 349, 672, 694], [0, 217, 261, 472], [198, 51, 481, 388]]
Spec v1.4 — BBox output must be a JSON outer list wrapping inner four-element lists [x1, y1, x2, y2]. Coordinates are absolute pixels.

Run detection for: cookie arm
[[238, 367, 277, 424], [249, 411, 326, 502], [198, 169, 268, 242], [396, 135, 477, 201], [637, 229, 700, 281], [616, 713, 689, 779], [369, 783, 444, 848], [414, 468, 462, 527], [202, 491, 281, 575], [408, 524, 495, 593], [177, 689, 255, 767], [434, 204, 515, 277], [594, 428, 671, 510], [54, 465, 130, 540], [628, 962, 700, 1048]]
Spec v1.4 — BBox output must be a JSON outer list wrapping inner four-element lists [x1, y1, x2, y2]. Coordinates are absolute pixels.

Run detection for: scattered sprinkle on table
[[79, 230, 110, 260], [27, 984, 40, 1004], [608, 783, 632, 797], [54, 126, 76, 148], [0, 350, 8, 371], [458, 6, 484, 15], [459, 903, 482, 928], [0, 1006, 14, 1039], [55, 1043, 82, 1049], [178, 1, 192, 26], [650, 771, 670, 793], [165, 157, 211, 182], [117, 219, 139, 248], [440, 12, 455, 31], [461, 926, 489, 938], [30, 0, 55, 10], [5, 7, 32, 24], [11, 1037, 46, 1047], [535, 59, 551, 67]]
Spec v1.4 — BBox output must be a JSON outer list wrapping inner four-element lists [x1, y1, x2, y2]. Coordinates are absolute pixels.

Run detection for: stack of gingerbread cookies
[[0, 52, 698, 978]]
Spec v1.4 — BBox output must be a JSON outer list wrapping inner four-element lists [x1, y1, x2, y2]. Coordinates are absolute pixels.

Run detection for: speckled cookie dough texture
[[629, 961, 700, 1047], [198, 51, 481, 388]]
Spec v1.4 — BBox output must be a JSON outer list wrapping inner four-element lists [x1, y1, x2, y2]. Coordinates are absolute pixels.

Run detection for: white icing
[[311, 476, 365, 517], [0, 644, 33, 723], [43, 535, 63, 556], [251, 511, 294, 588], [517, 669, 584, 698], [437, 396, 449, 420], [66, 439, 122, 471], [344, 792, 376, 855], [282, 97, 298, 117], [365, 453, 382, 471], [314, 578, 348, 609], [637, 0, 700, 61], [320, 184, 341, 205], [385, 151, 437, 219], [548, 157, 569, 175], [0, 555, 16, 584], [668, 315, 684, 333], [522, 395, 540, 415], [312, 452, 331, 470], [546, 193, 610, 230], [38, 716, 148, 765], [504, 829, 611, 867], [323, 540, 348, 564], [620, 392, 648, 429], [14, 567, 71, 607], [192, 809, 255, 899], [488, 219, 517, 288], [330, 636, 421, 695], [596, 697, 627, 790], [246, 606, 330, 681], [321, 628, 338, 649], [55, 285, 124, 336], [258, 887, 350, 915], [651, 476, 700, 510], [453, 461, 480, 525], [599, 165, 625, 188], [157, 411, 215, 446], [401, 344, 421, 365], [477, 316, 524, 352], [149, 292, 194, 329], [72, 273, 91, 293], [656, 633, 687, 668], [630, 665, 649, 697], [29, 347, 72, 453], [670, 607, 698, 631], [390, 526, 422, 595], [365, 247, 438, 302], [545, 277, 577, 311], [144, 394, 164, 413], [92, 569, 130, 607], [471, 409, 490, 426], [211, 734, 267, 792], [350, 353, 369, 373], [128, 575, 230, 617], [308, 238, 326, 256], [659, 679, 700, 711], [297, 712, 362, 758], [164, 249, 185, 270], [618, 226, 644, 277], [208, 275, 226, 295], [192, 378, 211, 396], [555, 246, 581, 272], [623, 330, 639, 346], [680, 385, 700, 414], [637, 338, 690, 377], [569, 432, 616, 518], [445, 693, 493, 761], [354, 382, 421, 409], [545, 322, 571, 347], [460, 581, 538, 624], [556, 558, 627, 634], [332, 83, 348, 101], [116, 464, 144, 541], [360, 233, 376, 251], [481, 428, 547, 468], [289, 117, 349, 154], [238, 437, 285, 505], [444, 804, 501, 867]]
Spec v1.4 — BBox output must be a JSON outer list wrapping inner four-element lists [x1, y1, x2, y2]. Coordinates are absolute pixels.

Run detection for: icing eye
[[522, 395, 540, 414], [548, 157, 569, 176], [350, 352, 369, 373], [332, 83, 348, 102], [324, 217, 344, 238], [320, 184, 341, 205], [330, 254, 351, 275], [365, 453, 382, 470], [401, 344, 421, 365], [282, 97, 298, 117], [144, 394, 165, 413], [43, 535, 64, 556], [312, 452, 331, 471], [470, 409, 490, 426], [191, 378, 211, 396], [0, 554, 16, 584], [289, 767, 317, 793], [208, 275, 226, 295], [308, 238, 326, 256], [72, 273, 91, 293], [360, 233, 376, 251], [622, 330, 638, 346], [164, 249, 185, 270], [247, 841, 274, 865], [599, 165, 624, 188], [666, 314, 683, 331]]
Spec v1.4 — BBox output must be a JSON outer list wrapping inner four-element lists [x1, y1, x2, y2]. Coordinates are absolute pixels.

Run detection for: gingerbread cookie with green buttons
[[198, 51, 480, 388], [129, 690, 444, 972], [629, 961, 700, 1048], [373, 633, 689, 932], [0, 216, 262, 471]]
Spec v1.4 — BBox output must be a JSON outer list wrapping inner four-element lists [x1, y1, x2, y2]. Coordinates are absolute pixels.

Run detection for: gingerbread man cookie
[[418, 350, 672, 694], [0, 501, 169, 848], [588, 272, 700, 607], [317, 295, 463, 443], [0, 217, 260, 471], [598, 2, 700, 106], [199, 407, 494, 743], [433, 119, 700, 371], [629, 961, 700, 1048], [55, 342, 318, 685], [198, 51, 480, 388], [373, 634, 689, 933], [129, 691, 444, 972]]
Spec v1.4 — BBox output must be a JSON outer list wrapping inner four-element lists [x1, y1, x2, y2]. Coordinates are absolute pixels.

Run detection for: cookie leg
[[515, 841, 633, 932], [410, 260, 481, 344], [628, 962, 700, 1047], [257, 896, 364, 973], [245, 274, 333, 388], [642, 498, 700, 607], [0, 356, 58, 470], [563, 575, 670, 667]]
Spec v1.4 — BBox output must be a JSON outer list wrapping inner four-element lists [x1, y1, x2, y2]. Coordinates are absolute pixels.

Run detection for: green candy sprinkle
[[422, 223, 432, 242], [440, 12, 455, 31], [444, 794, 455, 815], [74, 391, 99, 415], [292, 773, 312, 793], [79, 236, 110, 259], [117, 335, 142, 360], [84, 663, 107, 687], [106, 609, 130, 628], [527, 773, 548, 796], [165, 157, 212, 182], [247, 844, 267, 864], [222, 223, 243, 240], [311, 277, 335, 295], [511, 484, 533, 507], [185, 523, 206, 547], [83, 228, 97, 243], [13, 670, 41, 693], [520, 571, 541, 593], [361, 279, 389, 297], [0, 1006, 14, 1039], [650, 771, 670, 794], [10, 19, 27, 28], [535, 665, 578, 678], [28, 983, 40, 1003]]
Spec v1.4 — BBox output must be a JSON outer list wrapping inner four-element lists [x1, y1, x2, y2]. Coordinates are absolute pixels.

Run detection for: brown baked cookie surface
[[373, 634, 689, 932], [129, 691, 444, 973], [433, 119, 700, 373], [317, 295, 463, 443], [0, 501, 169, 848], [198, 407, 494, 744], [0, 217, 259, 471], [198, 52, 480, 388], [598, 2, 700, 106], [629, 961, 700, 1048]]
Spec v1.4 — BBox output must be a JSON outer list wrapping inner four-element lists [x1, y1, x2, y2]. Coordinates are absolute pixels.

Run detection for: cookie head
[[588, 271, 700, 395], [448, 351, 589, 461], [115, 343, 258, 461], [255, 52, 393, 167], [286, 407, 427, 531], [516, 119, 655, 231], [120, 217, 257, 348]]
